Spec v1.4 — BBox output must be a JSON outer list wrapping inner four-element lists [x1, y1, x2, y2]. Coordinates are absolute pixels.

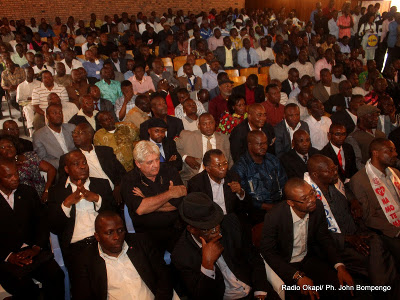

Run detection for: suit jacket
[[176, 130, 233, 183], [312, 82, 339, 103], [330, 109, 357, 134], [232, 83, 265, 104], [100, 23, 112, 33], [200, 63, 209, 74], [274, 120, 310, 158], [324, 93, 350, 114], [320, 142, 357, 181], [177, 75, 202, 91], [104, 58, 127, 74], [58, 146, 126, 185], [377, 115, 398, 137], [260, 200, 341, 283], [280, 148, 319, 178], [72, 234, 173, 300], [389, 126, 400, 156], [160, 137, 183, 171], [68, 114, 101, 131], [0, 184, 48, 261], [158, 41, 180, 58], [229, 119, 275, 162], [350, 168, 400, 238], [281, 79, 296, 97], [48, 177, 115, 254], [149, 71, 179, 89], [171, 214, 270, 300], [187, 170, 241, 214], [140, 116, 184, 140], [17, 137, 34, 154], [33, 123, 76, 169], [213, 46, 238, 68]]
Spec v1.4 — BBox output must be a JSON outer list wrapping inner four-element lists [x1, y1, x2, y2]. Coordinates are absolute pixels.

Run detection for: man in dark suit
[[330, 94, 364, 134], [324, 80, 353, 114], [213, 36, 238, 69], [104, 49, 127, 74], [0, 160, 65, 299], [69, 94, 100, 131], [2, 120, 33, 153], [58, 123, 125, 202], [281, 68, 300, 97], [260, 177, 354, 299], [146, 118, 182, 171], [232, 74, 265, 105], [320, 124, 357, 182], [280, 130, 319, 178], [274, 103, 310, 158], [172, 192, 279, 300], [48, 150, 114, 285], [72, 211, 173, 300], [89, 85, 117, 121], [158, 34, 180, 58], [188, 149, 244, 215], [229, 103, 275, 162], [140, 94, 184, 140]]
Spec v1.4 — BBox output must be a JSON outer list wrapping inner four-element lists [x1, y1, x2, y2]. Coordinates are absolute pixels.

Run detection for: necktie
[[247, 50, 251, 65], [206, 136, 213, 152], [303, 155, 308, 163], [338, 149, 343, 170], [94, 101, 100, 111], [292, 83, 296, 90], [156, 143, 165, 162]]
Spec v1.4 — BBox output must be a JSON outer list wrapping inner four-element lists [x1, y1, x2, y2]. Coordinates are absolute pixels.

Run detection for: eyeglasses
[[200, 225, 220, 236], [290, 189, 317, 204], [209, 161, 228, 169], [72, 130, 87, 135]]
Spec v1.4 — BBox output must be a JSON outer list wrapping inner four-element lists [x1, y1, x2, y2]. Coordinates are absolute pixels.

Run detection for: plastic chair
[[173, 56, 188, 72], [231, 76, 246, 87], [50, 233, 71, 300], [239, 67, 259, 77], [258, 74, 269, 87], [259, 66, 270, 75], [76, 54, 85, 61], [195, 58, 206, 66], [161, 57, 173, 68], [154, 46, 159, 57], [225, 69, 239, 78]]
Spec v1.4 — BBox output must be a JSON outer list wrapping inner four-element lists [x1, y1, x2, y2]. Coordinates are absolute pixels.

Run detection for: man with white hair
[[121, 140, 187, 252]]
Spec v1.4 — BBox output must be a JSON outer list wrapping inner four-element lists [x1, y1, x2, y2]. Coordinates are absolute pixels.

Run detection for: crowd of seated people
[[1, 2, 400, 299]]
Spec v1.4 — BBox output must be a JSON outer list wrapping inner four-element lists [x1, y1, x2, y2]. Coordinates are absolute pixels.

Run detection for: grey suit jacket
[[149, 71, 180, 89], [274, 120, 310, 158], [377, 115, 398, 137], [312, 82, 339, 103], [176, 130, 233, 184], [33, 123, 76, 169], [213, 46, 238, 68], [350, 168, 400, 238]]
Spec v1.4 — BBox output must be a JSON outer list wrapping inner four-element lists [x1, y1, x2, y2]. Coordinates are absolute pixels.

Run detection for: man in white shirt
[[256, 37, 275, 66], [61, 49, 83, 75], [328, 10, 339, 39], [32, 54, 54, 77], [289, 50, 315, 79], [305, 98, 332, 150], [47, 92, 78, 125], [269, 52, 289, 82], [72, 211, 174, 299], [177, 54, 203, 78]]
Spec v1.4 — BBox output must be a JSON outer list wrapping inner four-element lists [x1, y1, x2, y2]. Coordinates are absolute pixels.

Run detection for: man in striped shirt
[[32, 71, 69, 130]]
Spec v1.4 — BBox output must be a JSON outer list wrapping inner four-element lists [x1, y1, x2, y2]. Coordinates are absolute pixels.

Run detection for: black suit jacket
[[72, 234, 173, 300], [104, 58, 127, 74], [232, 83, 265, 104], [171, 214, 270, 300], [48, 177, 115, 255], [200, 63, 209, 74], [281, 79, 296, 97], [100, 23, 112, 33], [15, 137, 34, 154], [330, 109, 357, 134], [160, 137, 182, 171], [260, 201, 340, 283], [188, 170, 241, 214], [324, 94, 350, 114], [140, 116, 184, 140], [0, 184, 48, 261], [280, 148, 319, 178], [274, 120, 310, 158], [229, 119, 275, 162], [68, 114, 101, 131], [320, 142, 357, 182], [389, 126, 400, 158], [58, 146, 126, 185]]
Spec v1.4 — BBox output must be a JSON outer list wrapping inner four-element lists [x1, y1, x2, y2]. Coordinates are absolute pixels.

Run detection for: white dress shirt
[[81, 146, 114, 189], [177, 64, 203, 78], [290, 206, 309, 263], [62, 178, 102, 243], [48, 126, 69, 153], [345, 109, 357, 126], [77, 109, 98, 129], [305, 115, 332, 150], [285, 120, 302, 145], [208, 175, 227, 214], [288, 61, 315, 78], [0, 189, 16, 209], [287, 97, 310, 120], [269, 63, 289, 82], [331, 143, 345, 170], [99, 241, 155, 300], [198, 134, 216, 173], [61, 59, 84, 75], [16, 80, 41, 103]]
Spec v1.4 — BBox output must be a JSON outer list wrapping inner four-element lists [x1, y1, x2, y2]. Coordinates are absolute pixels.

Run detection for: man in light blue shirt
[[202, 59, 223, 91], [237, 38, 259, 68], [328, 11, 339, 39], [95, 67, 122, 104]]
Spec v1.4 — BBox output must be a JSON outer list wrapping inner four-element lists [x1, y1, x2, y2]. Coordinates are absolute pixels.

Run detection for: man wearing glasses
[[172, 192, 279, 300]]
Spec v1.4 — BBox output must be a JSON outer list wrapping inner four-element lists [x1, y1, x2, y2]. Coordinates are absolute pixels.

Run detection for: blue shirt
[[310, 9, 318, 25], [237, 48, 260, 68], [202, 70, 223, 91], [338, 42, 351, 54], [95, 79, 122, 104], [388, 21, 398, 48], [38, 28, 55, 38], [200, 28, 213, 40], [124, 70, 134, 80], [83, 60, 104, 80], [232, 152, 287, 208]]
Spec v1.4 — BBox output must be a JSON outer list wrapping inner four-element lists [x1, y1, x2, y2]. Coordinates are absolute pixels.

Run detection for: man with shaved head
[[306, 154, 399, 293], [233, 131, 287, 224], [351, 138, 400, 270], [261, 177, 354, 299], [280, 130, 319, 178]]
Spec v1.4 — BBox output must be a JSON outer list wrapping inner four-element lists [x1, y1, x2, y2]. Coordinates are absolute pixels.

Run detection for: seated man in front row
[[73, 211, 173, 300], [172, 192, 280, 300], [260, 177, 354, 299]]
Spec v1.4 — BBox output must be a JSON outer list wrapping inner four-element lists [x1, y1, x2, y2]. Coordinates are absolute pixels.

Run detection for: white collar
[[290, 206, 309, 223], [80, 145, 95, 154], [330, 142, 342, 153], [65, 176, 90, 189], [99, 240, 128, 260], [208, 174, 224, 186], [285, 120, 301, 131]]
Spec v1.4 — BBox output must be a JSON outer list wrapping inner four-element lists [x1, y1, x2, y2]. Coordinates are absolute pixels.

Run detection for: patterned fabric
[[17, 151, 45, 196], [217, 112, 247, 135], [364, 91, 389, 106]]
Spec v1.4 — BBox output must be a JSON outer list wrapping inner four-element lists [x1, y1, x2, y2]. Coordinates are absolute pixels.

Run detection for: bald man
[[306, 155, 399, 294], [68, 95, 99, 130]]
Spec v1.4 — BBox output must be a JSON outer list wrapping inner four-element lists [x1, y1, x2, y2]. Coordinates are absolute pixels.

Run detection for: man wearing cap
[[209, 77, 234, 123], [146, 118, 182, 172], [121, 141, 187, 252], [172, 192, 279, 300], [346, 105, 385, 170]]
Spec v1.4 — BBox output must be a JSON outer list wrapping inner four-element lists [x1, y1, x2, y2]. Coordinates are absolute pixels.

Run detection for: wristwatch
[[293, 271, 306, 283]]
